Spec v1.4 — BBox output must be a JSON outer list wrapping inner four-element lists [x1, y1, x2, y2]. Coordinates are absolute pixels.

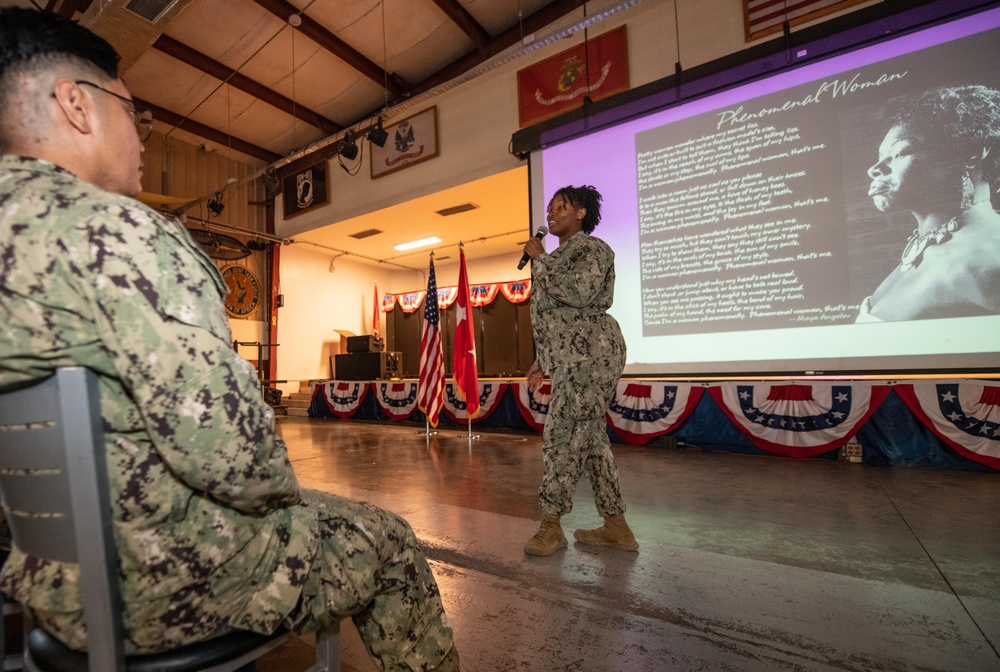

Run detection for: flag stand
[[464, 417, 481, 440], [416, 418, 438, 437]]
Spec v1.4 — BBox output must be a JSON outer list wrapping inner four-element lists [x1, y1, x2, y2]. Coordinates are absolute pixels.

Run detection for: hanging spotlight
[[338, 132, 359, 161], [367, 116, 388, 148], [207, 194, 224, 216]]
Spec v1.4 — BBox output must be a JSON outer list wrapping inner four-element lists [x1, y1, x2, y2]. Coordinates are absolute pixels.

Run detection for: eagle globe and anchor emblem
[[221, 265, 260, 318]]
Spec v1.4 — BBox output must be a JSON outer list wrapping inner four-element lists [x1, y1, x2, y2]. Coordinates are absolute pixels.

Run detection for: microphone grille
[[536, 226, 548, 236]]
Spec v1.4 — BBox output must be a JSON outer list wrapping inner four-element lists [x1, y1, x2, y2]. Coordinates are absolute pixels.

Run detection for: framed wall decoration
[[370, 106, 439, 179], [516, 25, 629, 128], [282, 160, 329, 219], [221, 264, 261, 318]]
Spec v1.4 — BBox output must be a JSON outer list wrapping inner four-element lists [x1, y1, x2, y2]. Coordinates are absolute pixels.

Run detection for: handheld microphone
[[517, 226, 548, 270]]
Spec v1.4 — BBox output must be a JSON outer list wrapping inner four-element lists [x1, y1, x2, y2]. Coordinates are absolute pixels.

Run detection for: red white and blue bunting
[[397, 291, 426, 314], [469, 283, 500, 307], [443, 381, 508, 422], [709, 382, 890, 458], [307, 378, 997, 470], [373, 381, 420, 421], [513, 381, 551, 431], [607, 382, 704, 445], [381, 280, 532, 312], [499, 280, 532, 304], [312, 381, 369, 419], [894, 381, 1000, 470]]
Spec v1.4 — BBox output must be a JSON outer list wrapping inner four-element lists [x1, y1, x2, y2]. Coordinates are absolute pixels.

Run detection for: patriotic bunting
[[895, 381, 1000, 470], [469, 283, 500, 307], [443, 381, 508, 423], [606, 382, 704, 445], [398, 291, 426, 314], [500, 280, 532, 304], [374, 381, 420, 421], [436, 286, 458, 309], [709, 382, 890, 457], [514, 381, 552, 431], [312, 381, 369, 419], [304, 377, 996, 472], [381, 281, 531, 312]]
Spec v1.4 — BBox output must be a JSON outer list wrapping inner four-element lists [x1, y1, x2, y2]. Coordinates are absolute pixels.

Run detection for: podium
[[334, 352, 401, 380]]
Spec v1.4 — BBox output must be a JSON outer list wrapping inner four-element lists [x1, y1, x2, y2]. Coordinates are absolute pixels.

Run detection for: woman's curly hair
[[550, 185, 603, 234], [889, 85, 1000, 185]]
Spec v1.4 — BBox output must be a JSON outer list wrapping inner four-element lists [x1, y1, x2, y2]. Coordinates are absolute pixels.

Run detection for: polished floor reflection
[[258, 417, 1000, 672]]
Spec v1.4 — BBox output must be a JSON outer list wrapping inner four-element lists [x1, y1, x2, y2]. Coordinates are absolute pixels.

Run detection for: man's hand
[[526, 362, 545, 392]]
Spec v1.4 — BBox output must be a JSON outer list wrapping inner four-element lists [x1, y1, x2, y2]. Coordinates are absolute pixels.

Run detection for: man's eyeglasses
[[74, 80, 154, 142]]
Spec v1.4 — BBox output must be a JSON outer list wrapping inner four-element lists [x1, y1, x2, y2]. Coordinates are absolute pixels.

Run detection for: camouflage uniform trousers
[[28, 490, 457, 671], [538, 351, 627, 518], [286, 490, 457, 671]]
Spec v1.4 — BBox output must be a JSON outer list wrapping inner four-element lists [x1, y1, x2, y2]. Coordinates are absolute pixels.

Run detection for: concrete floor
[[257, 417, 1000, 672]]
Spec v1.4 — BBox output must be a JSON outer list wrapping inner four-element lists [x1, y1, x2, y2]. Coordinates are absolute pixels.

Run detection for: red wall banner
[[517, 25, 629, 128]]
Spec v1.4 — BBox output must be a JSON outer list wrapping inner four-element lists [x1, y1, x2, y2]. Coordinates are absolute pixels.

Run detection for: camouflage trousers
[[285, 490, 456, 672], [538, 355, 626, 518], [28, 490, 456, 671]]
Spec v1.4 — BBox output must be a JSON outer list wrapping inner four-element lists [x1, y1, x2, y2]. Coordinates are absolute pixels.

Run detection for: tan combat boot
[[573, 513, 639, 551], [523, 513, 567, 556]]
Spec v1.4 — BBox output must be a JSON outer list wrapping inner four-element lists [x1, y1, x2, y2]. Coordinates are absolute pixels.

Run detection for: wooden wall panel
[[386, 297, 535, 379]]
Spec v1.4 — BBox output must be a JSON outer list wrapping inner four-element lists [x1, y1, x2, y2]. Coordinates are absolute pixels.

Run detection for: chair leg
[[312, 620, 340, 672]]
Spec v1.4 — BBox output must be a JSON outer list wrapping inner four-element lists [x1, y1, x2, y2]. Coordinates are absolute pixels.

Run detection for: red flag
[[452, 247, 480, 418], [373, 282, 380, 338], [418, 258, 445, 427]]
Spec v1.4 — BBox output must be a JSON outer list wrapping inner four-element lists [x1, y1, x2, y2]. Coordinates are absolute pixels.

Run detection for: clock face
[[221, 265, 260, 318]]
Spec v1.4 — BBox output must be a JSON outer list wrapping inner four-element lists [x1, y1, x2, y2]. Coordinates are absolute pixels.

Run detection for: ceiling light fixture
[[338, 132, 358, 161], [394, 236, 441, 251], [207, 194, 224, 216], [368, 116, 388, 148]]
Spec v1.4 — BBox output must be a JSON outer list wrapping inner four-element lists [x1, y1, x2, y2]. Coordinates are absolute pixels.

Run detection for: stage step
[[284, 390, 313, 418]]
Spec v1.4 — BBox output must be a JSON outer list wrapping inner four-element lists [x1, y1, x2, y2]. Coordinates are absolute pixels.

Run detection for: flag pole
[[454, 242, 481, 441], [419, 416, 437, 438]]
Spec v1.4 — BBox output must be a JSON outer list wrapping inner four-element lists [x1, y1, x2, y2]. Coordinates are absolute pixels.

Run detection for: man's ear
[[577, 207, 587, 220], [51, 79, 95, 136]]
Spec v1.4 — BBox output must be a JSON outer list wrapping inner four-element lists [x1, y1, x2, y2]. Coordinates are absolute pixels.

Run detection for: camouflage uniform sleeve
[[532, 234, 613, 309], [65, 200, 300, 514]]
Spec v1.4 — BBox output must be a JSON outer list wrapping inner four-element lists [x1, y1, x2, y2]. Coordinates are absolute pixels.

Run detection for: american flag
[[418, 258, 445, 426], [744, 0, 862, 40], [453, 246, 480, 418]]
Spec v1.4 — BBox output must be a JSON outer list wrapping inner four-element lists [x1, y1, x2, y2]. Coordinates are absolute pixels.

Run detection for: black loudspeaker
[[334, 351, 401, 380], [346, 335, 385, 353]]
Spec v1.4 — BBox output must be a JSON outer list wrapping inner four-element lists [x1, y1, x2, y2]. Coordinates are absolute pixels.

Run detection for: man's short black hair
[[0, 7, 120, 82]]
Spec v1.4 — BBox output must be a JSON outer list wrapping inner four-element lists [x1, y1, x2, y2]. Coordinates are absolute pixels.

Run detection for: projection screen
[[528, 4, 1000, 376]]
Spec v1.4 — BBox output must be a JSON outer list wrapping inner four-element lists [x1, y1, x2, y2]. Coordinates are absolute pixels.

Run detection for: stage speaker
[[334, 351, 401, 380], [346, 335, 384, 353]]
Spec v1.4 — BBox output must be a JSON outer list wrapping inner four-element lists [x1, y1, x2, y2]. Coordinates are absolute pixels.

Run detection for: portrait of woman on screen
[[856, 84, 1000, 322]]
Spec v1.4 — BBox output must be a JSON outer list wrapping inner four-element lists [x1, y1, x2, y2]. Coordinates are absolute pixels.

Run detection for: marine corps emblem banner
[[516, 25, 629, 128]]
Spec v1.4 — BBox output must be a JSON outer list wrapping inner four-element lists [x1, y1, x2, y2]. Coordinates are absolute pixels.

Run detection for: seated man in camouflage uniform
[[0, 8, 458, 670]]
